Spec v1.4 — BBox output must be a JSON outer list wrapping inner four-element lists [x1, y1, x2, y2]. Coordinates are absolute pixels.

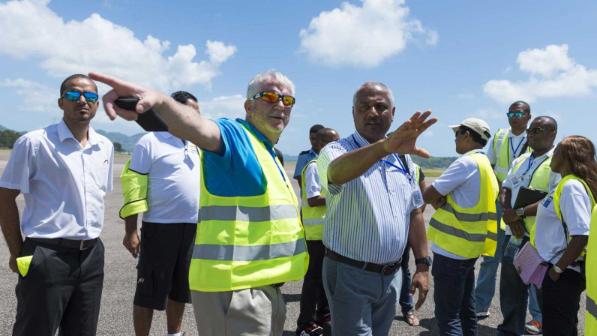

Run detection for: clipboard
[[513, 187, 548, 209]]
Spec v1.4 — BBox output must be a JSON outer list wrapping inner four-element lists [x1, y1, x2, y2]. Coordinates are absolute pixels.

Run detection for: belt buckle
[[381, 263, 396, 275]]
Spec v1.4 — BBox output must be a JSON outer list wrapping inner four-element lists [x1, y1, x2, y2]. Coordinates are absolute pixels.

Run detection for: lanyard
[[510, 136, 525, 158], [351, 135, 413, 182], [521, 155, 535, 176]]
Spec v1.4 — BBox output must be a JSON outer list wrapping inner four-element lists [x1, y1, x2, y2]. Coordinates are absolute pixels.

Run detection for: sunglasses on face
[[526, 126, 553, 135], [507, 111, 526, 119], [62, 90, 99, 103], [252, 91, 295, 107]]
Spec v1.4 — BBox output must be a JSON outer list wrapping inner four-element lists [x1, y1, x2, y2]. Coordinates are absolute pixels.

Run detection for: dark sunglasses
[[63, 90, 99, 103], [506, 111, 526, 119], [252, 91, 295, 107], [526, 126, 553, 135]]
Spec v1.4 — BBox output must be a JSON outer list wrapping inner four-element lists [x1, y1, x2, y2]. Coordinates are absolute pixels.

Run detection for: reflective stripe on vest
[[507, 153, 552, 244], [427, 151, 499, 259], [119, 159, 149, 219], [189, 123, 308, 292], [300, 160, 326, 241], [587, 205, 597, 333]]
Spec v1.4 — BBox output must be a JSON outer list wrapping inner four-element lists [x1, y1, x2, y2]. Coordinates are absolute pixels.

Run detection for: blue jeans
[[399, 244, 413, 314], [497, 237, 543, 336], [432, 253, 478, 336], [474, 202, 506, 313], [322, 256, 402, 336]]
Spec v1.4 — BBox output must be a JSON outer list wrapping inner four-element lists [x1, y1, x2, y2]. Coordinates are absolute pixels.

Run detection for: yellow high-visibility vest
[[300, 160, 326, 241], [188, 124, 308, 292], [586, 204, 597, 335], [119, 159, 149, 219], [504, 153, 552, 245], [552, 175, 596, 259], [492, 128, 531, 182], [428, 151, 499, 258]]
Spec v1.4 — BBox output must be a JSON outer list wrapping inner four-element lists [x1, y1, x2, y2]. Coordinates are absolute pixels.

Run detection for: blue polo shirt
[[202, 118, 282, 197]]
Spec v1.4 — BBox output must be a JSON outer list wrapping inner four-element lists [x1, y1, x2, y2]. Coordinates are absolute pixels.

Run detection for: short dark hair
[[171, 91, 198, 104], [460, 126, 488, 147], [536, 115, 558, 132], [510, 100, 531, 114], [60, 74, 97, 95], [309, 124, 324, 134]]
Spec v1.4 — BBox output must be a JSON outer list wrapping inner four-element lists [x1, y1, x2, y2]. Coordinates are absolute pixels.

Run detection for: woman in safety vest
[[534, 135, 597, 335]]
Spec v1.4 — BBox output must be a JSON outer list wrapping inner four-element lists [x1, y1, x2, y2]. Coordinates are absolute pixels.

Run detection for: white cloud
[[0, 0, 236, 91], [0, 78, 55, 112], [484, 44, 597, 103], [299, 0, 437, 68], [200, 95, 246, 120]]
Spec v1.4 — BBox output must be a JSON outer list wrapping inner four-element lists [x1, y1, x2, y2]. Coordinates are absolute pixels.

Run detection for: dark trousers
[[399, 244, 413, 315], [297, 240, 329, 328], [542, 268, 585, 336], [432, 253, 478, 336], [13, 238, 105, 336]]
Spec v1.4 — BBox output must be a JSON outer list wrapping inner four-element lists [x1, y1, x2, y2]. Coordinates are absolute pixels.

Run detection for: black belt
[[27, 237, 98, 250], [325, 248, 401, 275]]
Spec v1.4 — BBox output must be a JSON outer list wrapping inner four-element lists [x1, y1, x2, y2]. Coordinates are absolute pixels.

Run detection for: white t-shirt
[[502, 150, 560, 236], [487, 129, 527, 165], [535, 179, 592, 267], [304, 161, 322, 199], [431, 149, 485, 259], [130, 132, 200, 223]]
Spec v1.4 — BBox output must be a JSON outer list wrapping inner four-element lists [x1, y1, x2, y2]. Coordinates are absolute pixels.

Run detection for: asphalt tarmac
[[0, 151, 586, 335]]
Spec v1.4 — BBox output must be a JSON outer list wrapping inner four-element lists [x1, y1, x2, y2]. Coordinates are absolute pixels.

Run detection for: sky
[[1, 0, 597, 156]]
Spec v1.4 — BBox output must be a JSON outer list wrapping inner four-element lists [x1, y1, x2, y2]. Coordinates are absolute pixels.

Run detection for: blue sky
[[1, 0, 597, 156]]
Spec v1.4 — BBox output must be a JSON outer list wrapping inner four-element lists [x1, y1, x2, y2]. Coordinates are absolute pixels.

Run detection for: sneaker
[[476, 311, 490, 319], [525, 320, 543, 335], [296, 322, 324, 336], [316, 313, 332, 335]]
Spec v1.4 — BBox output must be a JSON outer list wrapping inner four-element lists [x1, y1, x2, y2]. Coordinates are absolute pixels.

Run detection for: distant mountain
[[0, 125, 7, 131], [96, 129, 145, 152]]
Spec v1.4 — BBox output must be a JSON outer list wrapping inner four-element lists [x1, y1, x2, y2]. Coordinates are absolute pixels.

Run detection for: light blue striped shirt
[[317, 132, 423, 264]]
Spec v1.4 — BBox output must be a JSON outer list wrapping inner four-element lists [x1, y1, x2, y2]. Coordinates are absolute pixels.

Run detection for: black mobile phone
[[114, 97, 168, 132]]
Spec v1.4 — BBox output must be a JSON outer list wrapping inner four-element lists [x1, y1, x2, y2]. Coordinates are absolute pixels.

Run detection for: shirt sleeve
[[304, 162, 321, 198], [293, 153, 308, 178], [317, 141, 346, 196], [129, 135, 153, 174], [432, 156, 477, 196], [0, 135, 35, 193], [486, 134, 497, 165], [560, 181, 592, 236]]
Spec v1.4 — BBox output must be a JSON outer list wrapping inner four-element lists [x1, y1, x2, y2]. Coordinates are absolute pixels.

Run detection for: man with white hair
[[91, 70, 308, 335]]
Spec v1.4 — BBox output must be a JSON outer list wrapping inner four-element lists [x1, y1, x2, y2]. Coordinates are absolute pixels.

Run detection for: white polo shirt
[[431, 149, 485, 259], [130, 132, 200, 223], [502, 149, 560, 236], [535, 179, 592, 268], [0, 120, 114, 239]]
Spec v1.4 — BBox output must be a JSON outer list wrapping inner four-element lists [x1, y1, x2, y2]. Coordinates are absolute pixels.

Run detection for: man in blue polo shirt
[[294, 124, 324, 187]]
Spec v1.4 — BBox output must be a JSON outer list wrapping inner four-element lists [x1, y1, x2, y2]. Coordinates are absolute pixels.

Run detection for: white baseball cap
[[449, 117, 491, 141]]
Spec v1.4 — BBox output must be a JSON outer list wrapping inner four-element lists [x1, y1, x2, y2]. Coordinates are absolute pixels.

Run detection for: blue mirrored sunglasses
[[63, 90, 99, 103], [506, 111, 525, 119]]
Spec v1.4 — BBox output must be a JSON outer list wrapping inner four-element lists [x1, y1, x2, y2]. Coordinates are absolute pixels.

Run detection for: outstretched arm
[[89, 72, 222, 152], [328, 111, 437, 185]]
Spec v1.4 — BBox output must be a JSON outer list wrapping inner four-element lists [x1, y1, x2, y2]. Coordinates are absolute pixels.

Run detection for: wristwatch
[[515, 207, 525, 218], [415, 256, 432, 266], [552, 264, 564, 274]]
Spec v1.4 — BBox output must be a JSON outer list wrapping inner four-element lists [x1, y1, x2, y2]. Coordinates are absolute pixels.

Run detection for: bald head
[[315, 127, 340, 152], [353, 82, 394, 107]]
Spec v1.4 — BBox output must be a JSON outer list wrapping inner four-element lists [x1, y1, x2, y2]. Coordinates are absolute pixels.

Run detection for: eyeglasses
[[63, 90, 99, 103], [251, 91, 295, 106], [526, 126, 553, 135], [506, 111, 526, 119]]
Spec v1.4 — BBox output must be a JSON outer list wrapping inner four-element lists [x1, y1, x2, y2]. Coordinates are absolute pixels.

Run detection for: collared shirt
[[535, 179, 592, 266], [202, 118, 285, 197], [130, 132, 200, 223], [431, 149, 486, 259], [294, 149, 317, 179], [317, 132, 423, 264], [502, 149, 560, 232], [0, 120, 114, 239], [487, 128, 527, 165]]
